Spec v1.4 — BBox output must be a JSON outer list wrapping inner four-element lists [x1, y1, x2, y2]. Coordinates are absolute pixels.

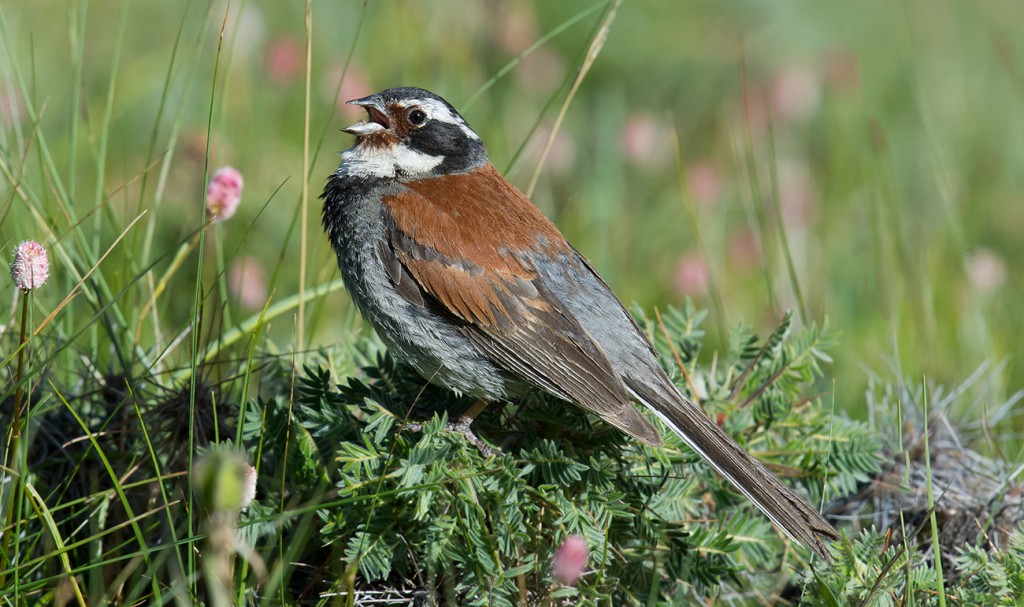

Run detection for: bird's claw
[[402, 415, 501, 457], [449, 415, 502, 457]]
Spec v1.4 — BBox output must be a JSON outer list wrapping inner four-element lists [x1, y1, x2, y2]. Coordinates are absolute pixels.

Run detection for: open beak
[[342, 95, 390, 136]]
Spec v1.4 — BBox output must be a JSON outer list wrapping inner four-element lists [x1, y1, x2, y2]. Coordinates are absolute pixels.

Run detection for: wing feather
[[376, 181, 662, 445]]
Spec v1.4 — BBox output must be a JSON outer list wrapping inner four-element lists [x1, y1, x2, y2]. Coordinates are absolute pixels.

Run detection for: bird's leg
[[457, 399, 489, 424], [403, 399, 500, 457], [448, 399, 500, 457]]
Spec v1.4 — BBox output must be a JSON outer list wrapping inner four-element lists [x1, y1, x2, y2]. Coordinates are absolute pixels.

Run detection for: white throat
[[337, 142, 443, 179]]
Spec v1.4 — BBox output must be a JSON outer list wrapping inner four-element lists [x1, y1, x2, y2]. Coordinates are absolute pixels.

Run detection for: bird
[[320, 86, 839, 559]]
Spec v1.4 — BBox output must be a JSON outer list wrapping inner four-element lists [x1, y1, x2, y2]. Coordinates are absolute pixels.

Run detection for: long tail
[[626, 378, 839, 560]]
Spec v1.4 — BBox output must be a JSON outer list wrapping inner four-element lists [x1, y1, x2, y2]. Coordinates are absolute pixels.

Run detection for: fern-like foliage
[[234, 304, 892, 604], [10, 293, 1020, 606], [803, 524, 1024, 607]]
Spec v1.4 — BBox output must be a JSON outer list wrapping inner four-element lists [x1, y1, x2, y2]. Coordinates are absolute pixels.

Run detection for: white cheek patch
[[338, 143, 443, 179], [400, 98, 480, 141]]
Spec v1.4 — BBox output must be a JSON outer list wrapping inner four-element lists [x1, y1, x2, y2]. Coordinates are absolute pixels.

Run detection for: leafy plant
[[237, 304, 882, 605], [802, 525, 1024, 607]]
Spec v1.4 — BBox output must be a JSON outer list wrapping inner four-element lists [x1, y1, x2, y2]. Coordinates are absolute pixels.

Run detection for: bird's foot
[[403, 415, 501, 457], [448, 414, 502, 457]]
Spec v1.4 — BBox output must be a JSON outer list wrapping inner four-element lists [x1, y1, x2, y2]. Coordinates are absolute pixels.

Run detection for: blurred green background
[[2, 0, 1021, 423]]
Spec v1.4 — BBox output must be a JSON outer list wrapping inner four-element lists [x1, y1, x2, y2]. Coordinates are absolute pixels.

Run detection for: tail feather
[[626, 378, 839, 560]]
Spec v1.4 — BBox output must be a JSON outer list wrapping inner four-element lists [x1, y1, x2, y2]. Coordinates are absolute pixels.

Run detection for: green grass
[[3, 0, 1022, 406], [1, 0, 1022, 604]]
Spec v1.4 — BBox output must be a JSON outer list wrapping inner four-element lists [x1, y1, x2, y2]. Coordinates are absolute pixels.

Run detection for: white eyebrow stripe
[[398, 98, 480, 141]]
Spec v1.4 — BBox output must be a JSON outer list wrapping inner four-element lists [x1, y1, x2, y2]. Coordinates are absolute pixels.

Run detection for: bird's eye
[[407, 108, 427, 126]]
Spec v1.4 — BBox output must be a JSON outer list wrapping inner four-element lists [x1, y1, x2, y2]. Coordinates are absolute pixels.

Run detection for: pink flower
[[228, 256, 269, 310], [206, 166, 244, 221], [673, 252, 710, 297], [728, 228, 763, 269], [771, 65, 822, 122], [551, 535, 588, 586], [322, 63, 372, 121], [264, 37, 303, 84], [10, 240, 49, 291], [687, 161, 723, 208], [619, 113, 671, 170]]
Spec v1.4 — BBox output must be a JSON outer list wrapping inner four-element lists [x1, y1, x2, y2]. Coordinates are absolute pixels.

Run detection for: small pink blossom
[[687, 161, 723, 208], [728, 228, 763, 268], [323, 64, 373, 122], [619, 113, 671, 170], [551, 535, 588, 586], [206, 166, 244, 221], [771, 65, 822, 122], [264, 37, 303, 84], [673, 252, 710, 297], [10, 240, 49, 291], [228, 256, 269, 310]]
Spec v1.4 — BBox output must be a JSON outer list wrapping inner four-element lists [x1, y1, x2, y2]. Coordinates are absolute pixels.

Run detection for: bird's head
[[341, 87, 487, 179]]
